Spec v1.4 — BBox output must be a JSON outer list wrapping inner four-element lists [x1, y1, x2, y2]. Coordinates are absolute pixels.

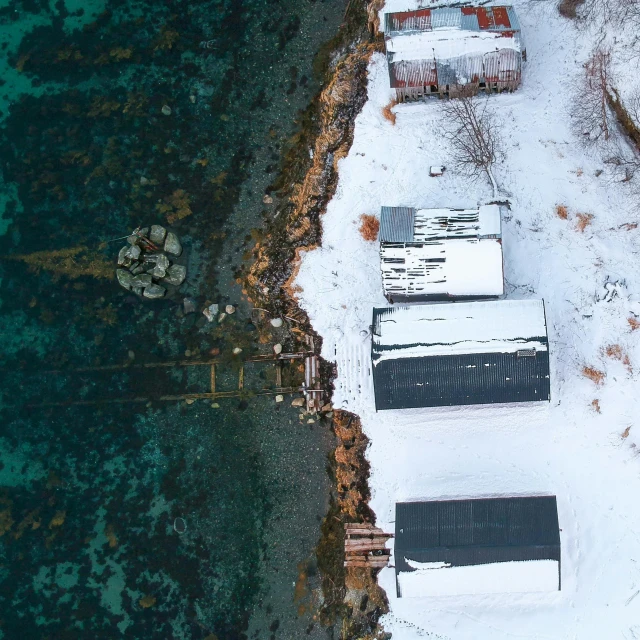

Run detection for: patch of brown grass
[[628, 317, 640, 331], [621, 426, 631, 439], [359, 214, 380, 242], [583, 366, 605, 385], [558, 0, 585, 18], [555, 204, 568, 220], [591, 399, 601, 413], [381, 98, 398, 125], [575, 212, 594, 232], [604, 343, 632, 372]]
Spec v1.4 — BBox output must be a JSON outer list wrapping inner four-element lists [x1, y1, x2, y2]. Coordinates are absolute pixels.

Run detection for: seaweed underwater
[[0, 0, 347, 637]]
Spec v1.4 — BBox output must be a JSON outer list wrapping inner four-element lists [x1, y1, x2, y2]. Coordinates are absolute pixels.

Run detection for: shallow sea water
[[0, 0, 344, 637]]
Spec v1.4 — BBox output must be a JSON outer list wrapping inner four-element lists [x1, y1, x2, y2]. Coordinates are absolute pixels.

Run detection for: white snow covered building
[[394, 496, 561, 598], [379, 204, 504, 303], [371, 300, 551, 410], [384, 5, 525, 101]]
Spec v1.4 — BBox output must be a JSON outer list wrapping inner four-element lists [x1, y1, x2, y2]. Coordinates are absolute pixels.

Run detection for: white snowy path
[[296, 2, 640, 638]]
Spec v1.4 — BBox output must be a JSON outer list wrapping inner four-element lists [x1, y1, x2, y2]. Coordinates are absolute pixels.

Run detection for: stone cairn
[[116, 225, 186, 299]]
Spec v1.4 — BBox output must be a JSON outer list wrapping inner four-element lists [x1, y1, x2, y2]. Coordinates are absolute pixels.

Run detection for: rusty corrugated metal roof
[[387, 6, 519, 34], [385, 6, 523, 90]]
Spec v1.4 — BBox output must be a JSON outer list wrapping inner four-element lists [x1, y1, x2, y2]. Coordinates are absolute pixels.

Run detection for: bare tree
[[571, 46, 614, 147], [442, 92, 504, 197]]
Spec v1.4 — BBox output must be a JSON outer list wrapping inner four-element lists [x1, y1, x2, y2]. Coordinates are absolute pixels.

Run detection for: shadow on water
[[0, 0, 345, 637]]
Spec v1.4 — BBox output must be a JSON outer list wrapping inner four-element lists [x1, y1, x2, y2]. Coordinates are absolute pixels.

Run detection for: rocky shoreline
[[243, 1, 389, 637]]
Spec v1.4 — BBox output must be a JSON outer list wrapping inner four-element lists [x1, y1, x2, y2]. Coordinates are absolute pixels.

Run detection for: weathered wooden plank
[[210, 365, 216, 393], [345, 525, 389, 535], [28, 387, 302, 408], [345, 540, 390, 551], [344, 558, 390, 568], [30, 352, 312, 375], [238, 366, 244, 390]]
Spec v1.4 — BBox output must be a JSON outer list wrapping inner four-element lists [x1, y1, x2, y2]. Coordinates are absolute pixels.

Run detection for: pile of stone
[[116, 225, 186, 299]]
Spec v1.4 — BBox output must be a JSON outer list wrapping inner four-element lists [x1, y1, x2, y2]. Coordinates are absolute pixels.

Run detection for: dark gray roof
[[372, 351, 551, 409], [371, 303, 551, 410], [380, 206, 415, 243], [395, 497, 561, 594]]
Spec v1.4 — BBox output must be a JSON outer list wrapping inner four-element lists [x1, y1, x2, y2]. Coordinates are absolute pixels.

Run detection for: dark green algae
[[0, 0, 346, 637]]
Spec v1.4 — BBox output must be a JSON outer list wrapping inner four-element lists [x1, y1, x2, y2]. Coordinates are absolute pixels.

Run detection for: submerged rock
[[232, 347, 242, 355], [202, 303, 219, 322], [143, 284, 166, 299], [131, 274, 153, 288], [225, 304, 235, 314], [116, 269, 134, 290], [270, 318, 283, 328], [150, 264, 167, 279], [275, 395, 284, 403], [150, 225, 167, 245], [162, 264, 186, 286], [162, 105, 172, 116], [117, 245, 129, 266], [291, 397, 305, 407], [127, 245, 141, 261], [183, 297, 197, 314], [273, 343, 282, 355], [164, 232, 182, 256]]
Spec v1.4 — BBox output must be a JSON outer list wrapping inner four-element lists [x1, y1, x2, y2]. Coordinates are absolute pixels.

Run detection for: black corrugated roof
[[372, 351, 551, 409], [395, 497, 561, 594], [396, 497, 560, 551], [371, 305, 551, 409], [380, 206, 415, 243]]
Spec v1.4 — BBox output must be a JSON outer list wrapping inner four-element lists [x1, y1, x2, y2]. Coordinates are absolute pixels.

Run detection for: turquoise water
[[0, 0, 344, 637]]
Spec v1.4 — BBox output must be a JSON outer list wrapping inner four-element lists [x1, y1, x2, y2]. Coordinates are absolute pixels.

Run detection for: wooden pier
[[344, 523, 393, 569], [22, 351, 326, 410]]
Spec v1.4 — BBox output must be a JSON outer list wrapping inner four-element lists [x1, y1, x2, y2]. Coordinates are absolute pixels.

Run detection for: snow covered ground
[[295, 1, 640, 638]]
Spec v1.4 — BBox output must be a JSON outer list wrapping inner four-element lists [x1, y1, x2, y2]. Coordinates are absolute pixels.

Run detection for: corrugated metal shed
[[371, 300, 551, 409], [379, 206, 415, 243], [395, 497, 561, 596], [384, 5, 524, 99], [380, 206, 504, 302]]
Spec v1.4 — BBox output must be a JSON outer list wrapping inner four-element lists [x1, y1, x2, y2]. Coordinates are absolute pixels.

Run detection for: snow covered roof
[[373, 300, 548, 359], [371, 300, 551, 409], [384, 6, 524, 89], [395, 497, 561, 598], [380, 205, 502, 243], [380, 205, 504, 301]]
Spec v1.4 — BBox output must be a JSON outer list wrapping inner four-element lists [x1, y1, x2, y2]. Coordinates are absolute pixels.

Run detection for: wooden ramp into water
[[25, 351, 324, 411]]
